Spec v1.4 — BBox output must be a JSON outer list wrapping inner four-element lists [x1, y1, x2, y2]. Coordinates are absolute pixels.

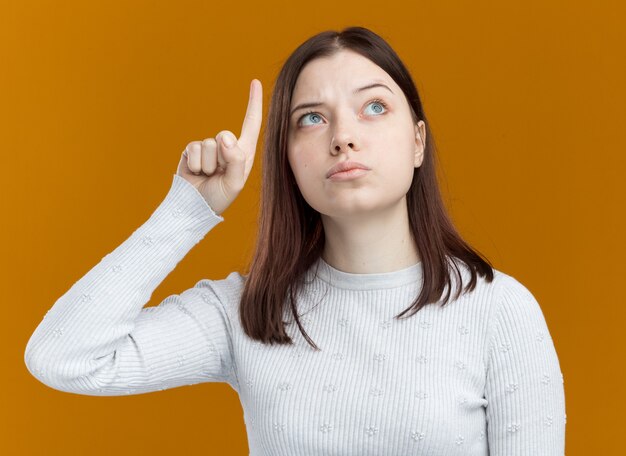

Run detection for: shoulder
[[450, 257, 538, 308], [492, 268, 537, 301], [448, 259, 546, 326], [188, 271, 246, 317], [491, 269, 544, 315], [445, 257, 507, 304], [486, 268, 552, 341]]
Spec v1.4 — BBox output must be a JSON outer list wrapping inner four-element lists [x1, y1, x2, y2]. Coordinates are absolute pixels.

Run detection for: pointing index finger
[[239, 79, 263, 149]]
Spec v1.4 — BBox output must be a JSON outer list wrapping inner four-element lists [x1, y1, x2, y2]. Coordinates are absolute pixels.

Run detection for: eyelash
[[296, 98, 389, 126]]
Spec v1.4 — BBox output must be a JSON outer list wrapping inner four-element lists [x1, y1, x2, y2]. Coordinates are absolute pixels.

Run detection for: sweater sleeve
[[484, 275, 566, 455], [24, 174, 236, 396]]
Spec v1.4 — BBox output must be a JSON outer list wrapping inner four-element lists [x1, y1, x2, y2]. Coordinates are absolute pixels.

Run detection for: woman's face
[[287, 49, 425, 220]]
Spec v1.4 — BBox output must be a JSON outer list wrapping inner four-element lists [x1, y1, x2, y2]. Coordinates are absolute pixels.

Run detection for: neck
[[320, 199, 420, 274]]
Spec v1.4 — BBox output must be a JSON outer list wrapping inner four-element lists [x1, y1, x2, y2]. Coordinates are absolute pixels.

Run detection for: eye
[[298, 112, 324, 126], [363, 98, 388, 115], [296, 98, 389, 127]]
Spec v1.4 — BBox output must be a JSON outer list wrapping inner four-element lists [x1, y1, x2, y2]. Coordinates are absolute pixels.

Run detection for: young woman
[[25, 26, 566, 455]]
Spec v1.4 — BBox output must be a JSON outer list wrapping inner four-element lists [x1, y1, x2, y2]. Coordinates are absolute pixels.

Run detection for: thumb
[[219, 132, 246, 189]]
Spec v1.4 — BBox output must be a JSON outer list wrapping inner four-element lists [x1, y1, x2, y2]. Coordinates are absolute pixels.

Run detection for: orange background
[[3, 0, 624, 454]]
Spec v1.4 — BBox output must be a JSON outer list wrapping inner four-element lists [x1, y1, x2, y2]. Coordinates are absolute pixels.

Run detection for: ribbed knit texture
[[24, 173, 566, 455]]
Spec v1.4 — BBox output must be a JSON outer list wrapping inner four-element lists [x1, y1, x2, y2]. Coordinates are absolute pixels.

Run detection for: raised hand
[[176, 79, 263, 216]]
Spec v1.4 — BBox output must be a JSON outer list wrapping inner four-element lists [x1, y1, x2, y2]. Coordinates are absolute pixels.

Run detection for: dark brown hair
[[239, 26, 494, 349]]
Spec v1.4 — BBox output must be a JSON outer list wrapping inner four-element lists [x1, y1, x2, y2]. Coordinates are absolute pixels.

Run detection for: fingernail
[[222, 133, 234, 148]]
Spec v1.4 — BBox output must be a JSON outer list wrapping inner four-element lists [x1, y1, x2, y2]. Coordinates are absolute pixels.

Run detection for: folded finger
[[201, 138, 217, 175]]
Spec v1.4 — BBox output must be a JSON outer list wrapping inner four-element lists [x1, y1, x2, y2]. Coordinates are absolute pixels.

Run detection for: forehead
[[291, 50, 397, 100]]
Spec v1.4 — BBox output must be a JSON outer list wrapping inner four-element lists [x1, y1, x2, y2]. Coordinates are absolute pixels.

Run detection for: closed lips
[[326, 161, 371, 178]]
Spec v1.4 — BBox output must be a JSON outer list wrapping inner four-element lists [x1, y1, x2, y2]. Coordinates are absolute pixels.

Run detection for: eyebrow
[[290, 82, 394, 118]]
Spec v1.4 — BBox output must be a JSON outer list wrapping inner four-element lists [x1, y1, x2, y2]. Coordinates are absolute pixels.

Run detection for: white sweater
[[24, 174, 566, 455]]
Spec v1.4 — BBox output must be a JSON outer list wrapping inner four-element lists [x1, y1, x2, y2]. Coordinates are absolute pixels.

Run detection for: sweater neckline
[[313, 256, 423, 290]]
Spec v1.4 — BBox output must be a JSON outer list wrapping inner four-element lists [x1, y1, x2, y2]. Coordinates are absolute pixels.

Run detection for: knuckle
[[202, 163, 216, 174], [216, 129, 233, 140]]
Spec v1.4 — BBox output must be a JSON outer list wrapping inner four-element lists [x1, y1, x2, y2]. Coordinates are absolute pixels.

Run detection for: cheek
[[380, 140, 419, 186], [289, 143, 319, 177], [374, 127, 415, 161], [288, 154, 318, 198], [288, 152, 307, 179], [287, 147, 304, 177]]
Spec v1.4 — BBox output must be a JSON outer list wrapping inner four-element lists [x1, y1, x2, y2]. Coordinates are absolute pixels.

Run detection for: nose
[[330, 111, 360, 155], [331, 139, 355, 155]]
